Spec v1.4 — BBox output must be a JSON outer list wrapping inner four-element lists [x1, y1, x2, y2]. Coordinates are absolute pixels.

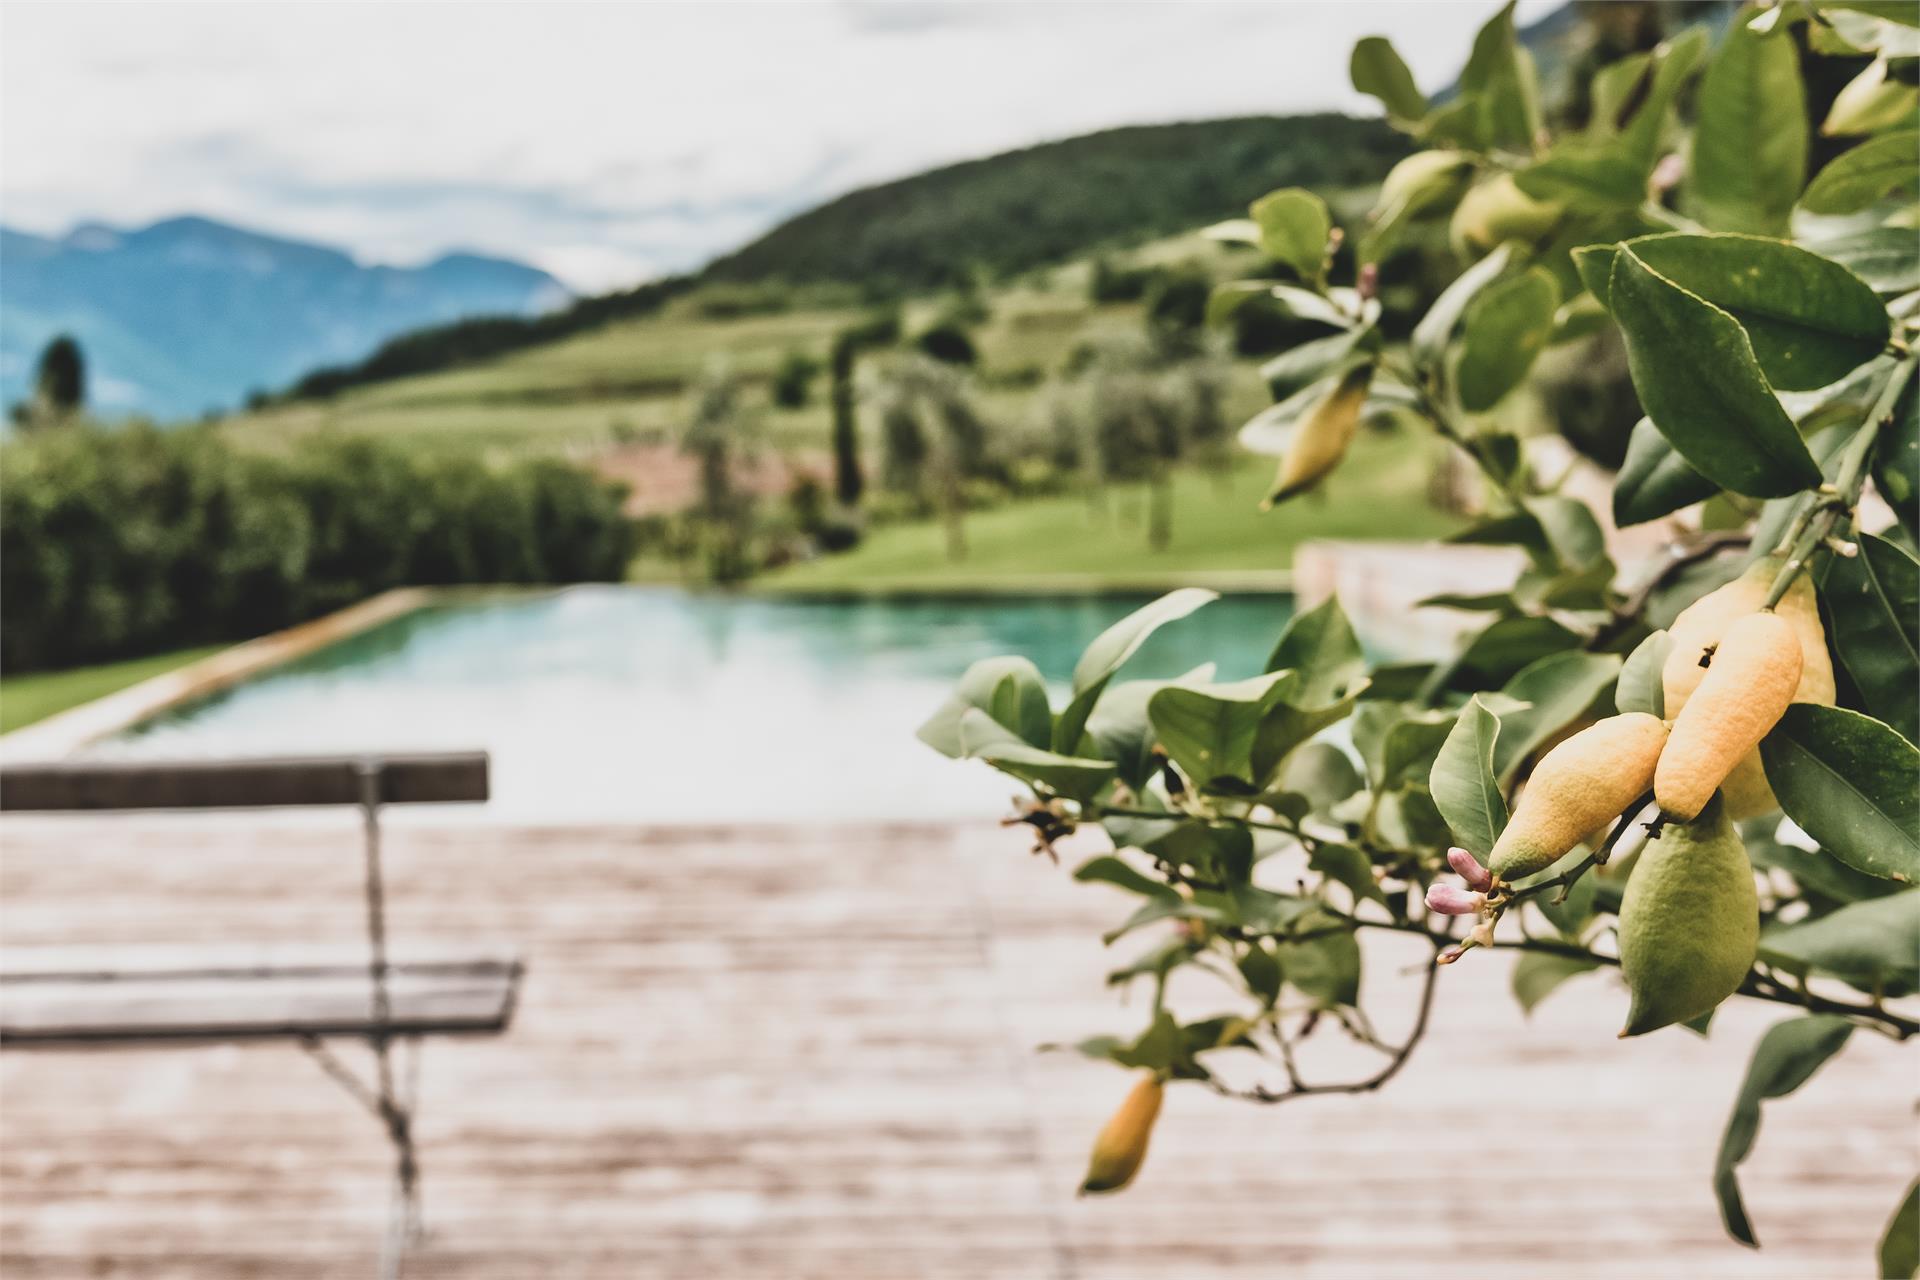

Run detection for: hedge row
[[0, 425, 634, 672]]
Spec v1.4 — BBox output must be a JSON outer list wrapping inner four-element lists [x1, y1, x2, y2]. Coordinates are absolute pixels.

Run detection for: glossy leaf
[[1609, 244, 1821, 498], [1275, 741, 1363, 813], [1055, 588, 1218, 753], [1350, 35, 1425, 124], [1260, 327, 1378, 401], [1074, 855, 1179, 901], [964, 712, 1117, 804], [1823, 534, 1920, 743], [1606, 234, 1889, 392], [1451, 2, 1541, 154], [1875, 372, 1919, 542], [1801, 129, 1920, 214], [1265, 595, 1365, 695], [1616, 629, 1671, 718], [1759, 890, 1920, 993], [1714, 1016, 1855, 1247], [1429, 695, 1508, 860], [1491, 651, 1623, 783], [1148, 671, 1293, 788], [1881, 1179, 1920, 1280], [1449, 614, 1586, 689], [1457, 267, 1561, 411], [917, 655, 1051, 756], [1412, 244, 1514, 366], [1802, 227, 1920, 295], [1512, 950, 1601, 1014], [1690, 17, 1807, 235], [1761, 704, 1920, 883], [1251, 188, 1332, 283], [1615, 416, 1718, 525]]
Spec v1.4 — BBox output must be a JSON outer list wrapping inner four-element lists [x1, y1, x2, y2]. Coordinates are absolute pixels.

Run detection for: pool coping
[[751, 569, 1294, 599], [0, 589, 437, 763]]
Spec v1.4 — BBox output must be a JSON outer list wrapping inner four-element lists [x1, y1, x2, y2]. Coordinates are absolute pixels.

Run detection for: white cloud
[[1, 0, 1557, 292]]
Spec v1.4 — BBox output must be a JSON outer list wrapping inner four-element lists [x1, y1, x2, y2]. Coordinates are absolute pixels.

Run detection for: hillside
[[0, 216, 566, 418], [701, 115, 1409, 292], [275, 115, 1406, 404]]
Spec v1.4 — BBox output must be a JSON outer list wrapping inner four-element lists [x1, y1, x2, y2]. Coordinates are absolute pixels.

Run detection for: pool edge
[[0, 589, 437, 763]]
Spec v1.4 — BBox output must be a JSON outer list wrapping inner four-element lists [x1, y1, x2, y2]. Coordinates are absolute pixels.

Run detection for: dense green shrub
[[0, 425, 634, 672]]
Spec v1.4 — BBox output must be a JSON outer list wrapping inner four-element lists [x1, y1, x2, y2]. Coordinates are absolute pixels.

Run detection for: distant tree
[[827, 312, 901, 511], [1144, 272, 1211, 358], [772, 350, 821, 409], [915, 323, 977, 367], [876, 356, 992, 562], [681, 369, 759, 583], [27, 335, 86, 426]]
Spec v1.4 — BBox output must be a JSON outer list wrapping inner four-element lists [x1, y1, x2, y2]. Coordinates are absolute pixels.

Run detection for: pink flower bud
[[1426, 884, 1488, 916], [1446, 846, 1493, 892]]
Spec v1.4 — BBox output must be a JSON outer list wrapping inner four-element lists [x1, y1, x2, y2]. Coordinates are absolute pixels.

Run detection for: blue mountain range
[[0, 215, 567, 419]]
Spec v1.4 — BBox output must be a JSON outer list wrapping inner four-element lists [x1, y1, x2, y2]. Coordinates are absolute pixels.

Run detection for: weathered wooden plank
[[1, 955, 521, 1044], [0, 816, 1909, 1279], [0, 751, 489, 811]]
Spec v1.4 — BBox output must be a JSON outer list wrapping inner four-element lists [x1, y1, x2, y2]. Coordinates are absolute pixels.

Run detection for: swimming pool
[[82, 587, 1294, 821]]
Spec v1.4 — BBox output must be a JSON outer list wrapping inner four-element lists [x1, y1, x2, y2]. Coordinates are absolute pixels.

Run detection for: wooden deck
[[0, 816, 1910, 1278]]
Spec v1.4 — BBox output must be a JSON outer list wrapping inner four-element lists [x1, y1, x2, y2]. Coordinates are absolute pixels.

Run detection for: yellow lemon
[[1081, 1072, 1164, 1195], [1488, 712, 1667, 881], [1264, 363, 1372, 506], [1661, 561, 1833, 818], [1449, 173, 1563, 256], [1618, 797, 1758, 1037], [1656, 612, 1803, 821]]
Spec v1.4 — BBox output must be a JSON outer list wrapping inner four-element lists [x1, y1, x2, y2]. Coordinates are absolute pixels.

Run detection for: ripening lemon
[[1487, 713, 1667, 880], [1660, 560, 1835, 818], [1656, 611, 1803, 822], [1264, 363, 1373, 506], [1617, 797, 1758, 1037], [1080, 1072, 1165, 1195]]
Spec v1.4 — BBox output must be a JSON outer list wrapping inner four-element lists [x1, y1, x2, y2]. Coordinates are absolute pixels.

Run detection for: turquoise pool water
[[86, 587, 1294, 820]]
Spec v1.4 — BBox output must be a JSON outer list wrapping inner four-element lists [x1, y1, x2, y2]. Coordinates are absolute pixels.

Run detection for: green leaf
[[1713, 1015, 1855, 1247], [1249, 674, 1369, 786], [1511, 950, 1601, 1014], [1350, 35, 1425, 123], [1492, 651, 1624, 783], [1760, 704, 1920, 883], [1880, 1179, 1920, 1280], [1609, 244, 1822, 498], [1615, 416, 1718, 525], [1456, 267, 1561, 411], [1412, 244, 1514, 366], [1690, 17, 1807, 235], [1238, 942, 1282, 1005], [1309, 841, 1386, 906], [1055, 588, 1218, 753], [1616, 629, 1671, 717], [1074, 855, 1179, 901], [1274, 741, 1363, 813], [1102, 897, 1231, 948], [917, 655, 1052, 756], [1823, 535, 1920, 744], [1260, 327, 1378, 401], [1251, 188, 1332, 283], [1148, 671, 1294, 788], [1876, 373, 1919, 543], [1759, 890, 1920, 993], [1265, 596, 1366, 696], [1802, 130, 1920, 214], [1747, 829, 1904, 906], [1610, 234, 1890, 392], [1449, 614, 1586, 689], [1429, 695, 1508, 859], [1452, 1, 1542, 154], [1275, 912, 1361, 1007], [964, 716, 1117, 805], [1803, 226, 1920, 295], [1523, 495, 1609, 573]]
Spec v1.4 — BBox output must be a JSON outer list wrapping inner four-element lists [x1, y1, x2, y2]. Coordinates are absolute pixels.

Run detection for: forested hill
[[282, 114, 1406, 403], [701, 115, 1408, 292]]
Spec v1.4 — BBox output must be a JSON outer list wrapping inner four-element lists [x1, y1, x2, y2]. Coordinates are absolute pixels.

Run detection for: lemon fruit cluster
[[1080, 1072, 1165, 1195], [1488, 712, 1667, 880], [1658, 561, 1834, 819], [1617, 797, 1759, 1037]]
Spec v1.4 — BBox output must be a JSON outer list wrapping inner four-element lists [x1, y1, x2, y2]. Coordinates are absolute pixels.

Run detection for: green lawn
[[0, 645, 227, 735], [759, 427, 1461, 594]]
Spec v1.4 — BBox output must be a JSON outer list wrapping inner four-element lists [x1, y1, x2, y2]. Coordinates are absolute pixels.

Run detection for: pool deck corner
[[0, 589, 435, 764]]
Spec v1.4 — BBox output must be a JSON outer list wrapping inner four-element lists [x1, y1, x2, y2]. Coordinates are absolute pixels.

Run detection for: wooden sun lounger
[[0, 751, 507, 1279]]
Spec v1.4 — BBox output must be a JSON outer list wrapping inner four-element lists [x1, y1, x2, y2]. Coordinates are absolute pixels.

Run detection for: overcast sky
[[2, 1, 1555, 293]]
